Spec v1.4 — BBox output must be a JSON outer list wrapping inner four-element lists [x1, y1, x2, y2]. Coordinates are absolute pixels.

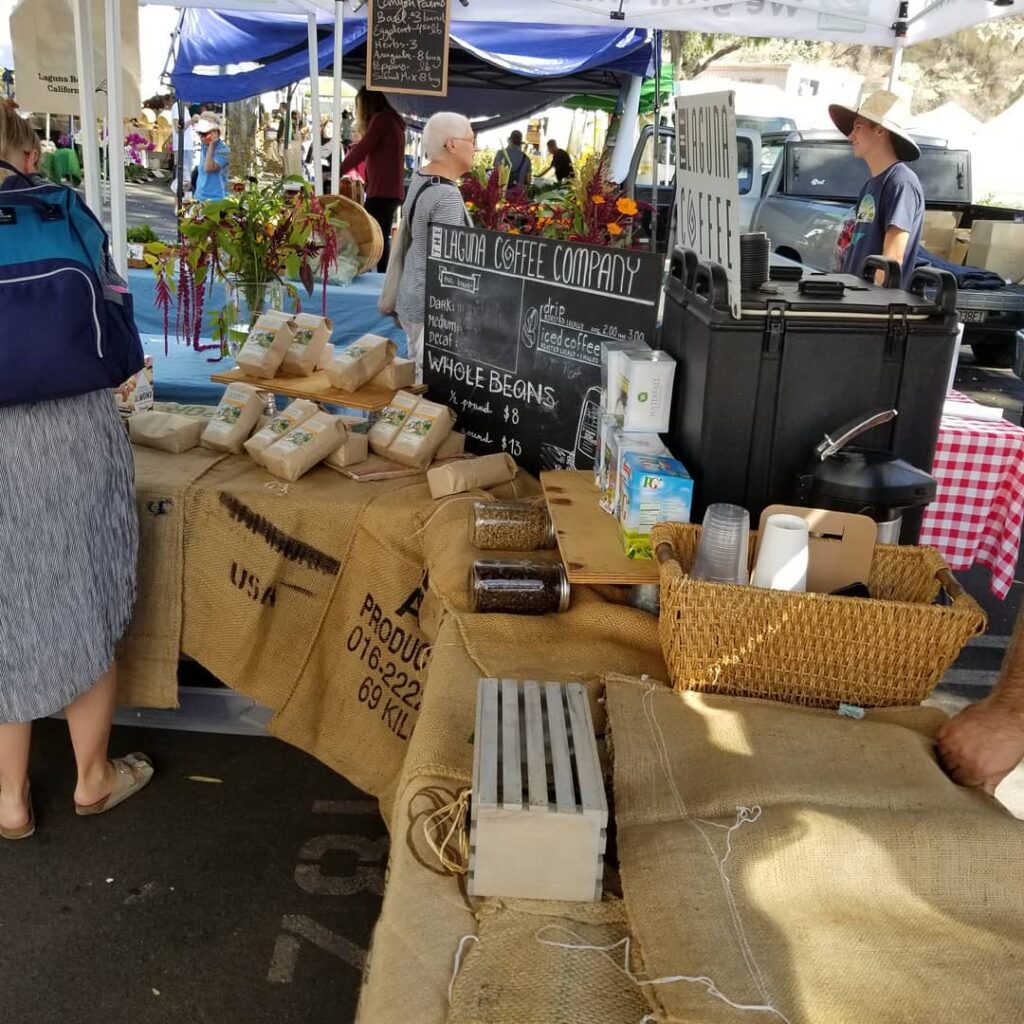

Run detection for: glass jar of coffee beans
[[469, 501, 556, 551], [469, 559, 570, 614]]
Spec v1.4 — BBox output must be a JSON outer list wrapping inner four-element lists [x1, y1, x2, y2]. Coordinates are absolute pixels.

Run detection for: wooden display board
[[209, 368, 394, 411], [423, 225, 662, 477], [367, 0, 450, 97], [541, 470, 659, 585]]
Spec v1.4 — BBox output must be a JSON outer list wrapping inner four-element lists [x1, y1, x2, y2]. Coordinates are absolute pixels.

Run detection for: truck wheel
[[969, 335, 1014, 368]]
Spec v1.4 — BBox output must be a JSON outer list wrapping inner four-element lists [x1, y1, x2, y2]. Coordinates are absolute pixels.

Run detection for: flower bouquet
[[145, 175, 350, 356]]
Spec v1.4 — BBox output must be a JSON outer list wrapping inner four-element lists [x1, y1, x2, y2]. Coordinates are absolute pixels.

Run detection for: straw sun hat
[[828, 90, 921, 163]]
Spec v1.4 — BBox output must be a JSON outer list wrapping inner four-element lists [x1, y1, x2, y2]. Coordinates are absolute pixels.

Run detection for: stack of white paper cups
[[750, 513, 809, 592]]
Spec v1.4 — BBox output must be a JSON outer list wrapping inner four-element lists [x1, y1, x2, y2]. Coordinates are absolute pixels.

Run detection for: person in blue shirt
[[193, 112, 230, 202], [830, 90, 924, 287]]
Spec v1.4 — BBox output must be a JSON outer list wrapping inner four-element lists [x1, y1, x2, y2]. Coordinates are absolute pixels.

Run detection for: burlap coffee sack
[[268, 478, 438, 799], [446, 899, 649, 1024], [605, 680, 1024, 1024], [359, 615, 659, 1024], [117, 444, 226, 708], [181, 458, 406, 712]]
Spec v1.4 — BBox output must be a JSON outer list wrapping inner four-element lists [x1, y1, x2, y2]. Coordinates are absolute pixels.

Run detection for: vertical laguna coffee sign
[[674, 91, 741, 318], [367, 0, 450, 97]]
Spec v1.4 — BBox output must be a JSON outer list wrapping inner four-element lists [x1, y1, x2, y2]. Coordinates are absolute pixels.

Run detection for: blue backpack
[[0, 160, 145, 407]]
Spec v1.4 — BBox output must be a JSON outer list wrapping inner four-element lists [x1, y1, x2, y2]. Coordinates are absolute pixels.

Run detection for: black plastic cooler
[[657, 249, 959, 542]]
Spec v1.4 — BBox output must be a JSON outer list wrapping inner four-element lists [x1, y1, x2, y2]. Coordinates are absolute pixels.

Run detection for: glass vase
[[224, 277, 284, 353]]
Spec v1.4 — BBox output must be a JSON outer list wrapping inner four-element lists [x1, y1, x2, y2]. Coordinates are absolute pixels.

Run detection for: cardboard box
[[618, 452, 693, 560], [966, 220, 1024, 281], [615, 351, 676, 433], [599, 429, 666, 516], [114, 355, 154, 415], [921, 210, 960, 259], [949, 228, 971, 266]]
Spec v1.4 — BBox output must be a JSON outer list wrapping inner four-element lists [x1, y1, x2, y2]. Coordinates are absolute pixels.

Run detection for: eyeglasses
[[450, 136, 476, 147]]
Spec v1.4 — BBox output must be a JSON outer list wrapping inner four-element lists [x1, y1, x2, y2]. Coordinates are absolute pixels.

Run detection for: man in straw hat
[[829, 90, 924, 287]]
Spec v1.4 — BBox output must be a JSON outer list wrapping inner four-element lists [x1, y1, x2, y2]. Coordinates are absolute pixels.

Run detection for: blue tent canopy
[[171, 13, 654, 126]]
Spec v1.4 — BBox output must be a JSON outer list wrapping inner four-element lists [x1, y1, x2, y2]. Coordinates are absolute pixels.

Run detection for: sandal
[[0, 784, 35, 841], [75, 753, 154, 817]]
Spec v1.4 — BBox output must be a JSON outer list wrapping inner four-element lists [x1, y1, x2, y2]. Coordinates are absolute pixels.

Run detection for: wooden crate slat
[[522, 680, 549, 810], [475, 677, 499, 810], [565, 684, 608, 818], [544, 682, 576, 813], [500, 678, 523, 809]]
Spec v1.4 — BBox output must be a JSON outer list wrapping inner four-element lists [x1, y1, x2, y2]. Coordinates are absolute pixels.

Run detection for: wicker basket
[[651, 521, 987, 709], [319, 193, 383, 275]]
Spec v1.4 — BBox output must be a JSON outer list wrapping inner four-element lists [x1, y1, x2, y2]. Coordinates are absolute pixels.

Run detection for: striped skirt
[[0, 390, 138, 723]]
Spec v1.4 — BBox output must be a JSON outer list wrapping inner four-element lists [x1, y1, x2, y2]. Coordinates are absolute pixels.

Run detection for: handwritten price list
[[368, 0, 449, 96]]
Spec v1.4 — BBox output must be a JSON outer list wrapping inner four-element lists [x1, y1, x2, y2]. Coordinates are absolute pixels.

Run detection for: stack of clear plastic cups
[[690, 503, 750, 585]]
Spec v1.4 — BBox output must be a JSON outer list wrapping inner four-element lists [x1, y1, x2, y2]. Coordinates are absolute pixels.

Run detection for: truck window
[[636, 129, 675, 188], [737, 136, 753, 196]]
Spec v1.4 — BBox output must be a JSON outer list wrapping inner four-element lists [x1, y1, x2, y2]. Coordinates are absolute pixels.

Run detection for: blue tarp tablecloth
[[127, 268, 405, 405]]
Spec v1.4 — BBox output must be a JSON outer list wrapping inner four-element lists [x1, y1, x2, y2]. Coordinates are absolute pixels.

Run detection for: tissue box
[[618, 452, 693, 559], [114, 355, 154, 416]]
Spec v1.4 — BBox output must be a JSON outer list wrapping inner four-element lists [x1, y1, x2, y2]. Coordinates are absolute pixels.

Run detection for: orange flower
[[264, 222, 275, 235], [607, 222, 623, 236], [591, 194, 606, 205], [616, 197, 638, 216], [507, 227, 521, 235]]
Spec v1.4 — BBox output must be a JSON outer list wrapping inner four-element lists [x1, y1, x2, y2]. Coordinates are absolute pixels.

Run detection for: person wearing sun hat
[[829, 89, 924, 287], [193, 111, 230, 202]]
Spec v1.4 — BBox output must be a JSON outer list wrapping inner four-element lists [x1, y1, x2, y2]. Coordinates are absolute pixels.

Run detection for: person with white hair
[[393, 111, 474, 376]]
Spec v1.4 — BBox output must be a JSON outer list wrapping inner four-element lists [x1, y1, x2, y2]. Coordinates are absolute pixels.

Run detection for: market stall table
[[921, 396, 1024, 599]]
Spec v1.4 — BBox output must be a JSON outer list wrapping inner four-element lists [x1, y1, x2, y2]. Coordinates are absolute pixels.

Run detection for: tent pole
[[330, 0, 343, 194], [104, 0, 127, 277], [888, 1, 909, 90], [308, 13, 323, 195], [72, 0, 101, 215], [45, 113, 51, 142], [649, 30, 661, 254], [887, 40, 905, 90], [609, 74, 642, 185]]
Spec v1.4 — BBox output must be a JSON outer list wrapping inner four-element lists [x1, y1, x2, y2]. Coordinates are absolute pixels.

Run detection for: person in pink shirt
[[340, 88, 406, 271]]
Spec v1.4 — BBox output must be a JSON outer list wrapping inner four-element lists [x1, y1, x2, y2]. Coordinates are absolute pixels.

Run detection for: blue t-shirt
[[194, 139, 230, 201], [839, 161, 924, 287]]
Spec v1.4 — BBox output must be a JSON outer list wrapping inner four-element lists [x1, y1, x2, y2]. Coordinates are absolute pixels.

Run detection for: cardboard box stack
[[966, 220, 1024, 283]]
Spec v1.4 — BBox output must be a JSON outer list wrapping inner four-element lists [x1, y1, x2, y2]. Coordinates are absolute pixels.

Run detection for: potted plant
[[126, 223, 160, 268], [146, 175, 350, 355]]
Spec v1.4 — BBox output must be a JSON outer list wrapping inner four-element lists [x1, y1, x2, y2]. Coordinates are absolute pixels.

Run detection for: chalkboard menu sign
[[423, 225, 663, 476], [367, 0, 450, 97]]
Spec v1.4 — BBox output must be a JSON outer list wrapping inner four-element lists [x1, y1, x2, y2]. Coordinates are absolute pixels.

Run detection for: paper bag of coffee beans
[[129, 411, 205, 453], [324, 431, 369, 471], [367, 390, 419, 455], [236, 313, 294, 379], [385, 399, 455, 469], [369, 357, 416, 390], [280, 314, 332, 376], [427, 452, 517, 499], [325, 334, 395, 392], [262, 412, 346, 482], [244, 398, 319, 465], [201, 383, 265, 453]]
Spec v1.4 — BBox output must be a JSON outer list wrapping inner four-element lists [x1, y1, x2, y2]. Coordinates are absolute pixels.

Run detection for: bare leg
[[65, 663, 117, 806], [0, 721, 32, 830]]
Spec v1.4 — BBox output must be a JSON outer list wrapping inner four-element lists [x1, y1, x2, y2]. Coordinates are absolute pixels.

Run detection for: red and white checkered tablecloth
[[919, 396, 1024, 599]]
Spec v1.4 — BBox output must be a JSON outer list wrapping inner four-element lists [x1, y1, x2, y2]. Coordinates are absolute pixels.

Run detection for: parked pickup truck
[[625, 124, 1024, 366]]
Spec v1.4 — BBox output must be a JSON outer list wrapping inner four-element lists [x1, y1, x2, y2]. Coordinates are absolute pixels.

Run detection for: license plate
[[959, 309, 988, 323]]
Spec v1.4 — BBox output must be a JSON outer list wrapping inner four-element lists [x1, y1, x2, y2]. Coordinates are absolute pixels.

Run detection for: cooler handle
[[859, 255, 903, 288], [666, 247, 698, 304], [690, 262, 731, 310], [906, 267, 958, 315]]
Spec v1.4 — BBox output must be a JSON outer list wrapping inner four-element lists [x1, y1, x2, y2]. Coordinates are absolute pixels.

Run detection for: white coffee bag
[[236, 314, 294, 379], [324, 431, 369, 471], [385, 399, 456, 469], [367, 390, 420, 455], [280, 314, 332, 377], [325, 334, 395, 392], [129, 411, 204, 453], [262, 412, 346, 482], [201, 383, 265, 453], [243, 398, 319, 465], [369, 356, 416, 390]]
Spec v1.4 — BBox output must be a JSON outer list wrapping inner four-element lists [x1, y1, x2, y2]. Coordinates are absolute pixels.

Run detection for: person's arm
[[936, 613, 1024, 793], [537, 162, 554, 177], [340, 113, 384, 175], [204, 139, 222, 173]]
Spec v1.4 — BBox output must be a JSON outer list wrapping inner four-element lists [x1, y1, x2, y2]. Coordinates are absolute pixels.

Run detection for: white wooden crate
[[468, 677, 608, 902]]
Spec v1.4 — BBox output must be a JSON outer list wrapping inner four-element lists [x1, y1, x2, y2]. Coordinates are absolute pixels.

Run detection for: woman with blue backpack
[[0, 102, 154, 840]]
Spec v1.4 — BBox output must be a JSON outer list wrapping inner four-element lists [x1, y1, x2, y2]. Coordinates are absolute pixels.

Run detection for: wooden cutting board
[[541, 470, 659, 585]]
